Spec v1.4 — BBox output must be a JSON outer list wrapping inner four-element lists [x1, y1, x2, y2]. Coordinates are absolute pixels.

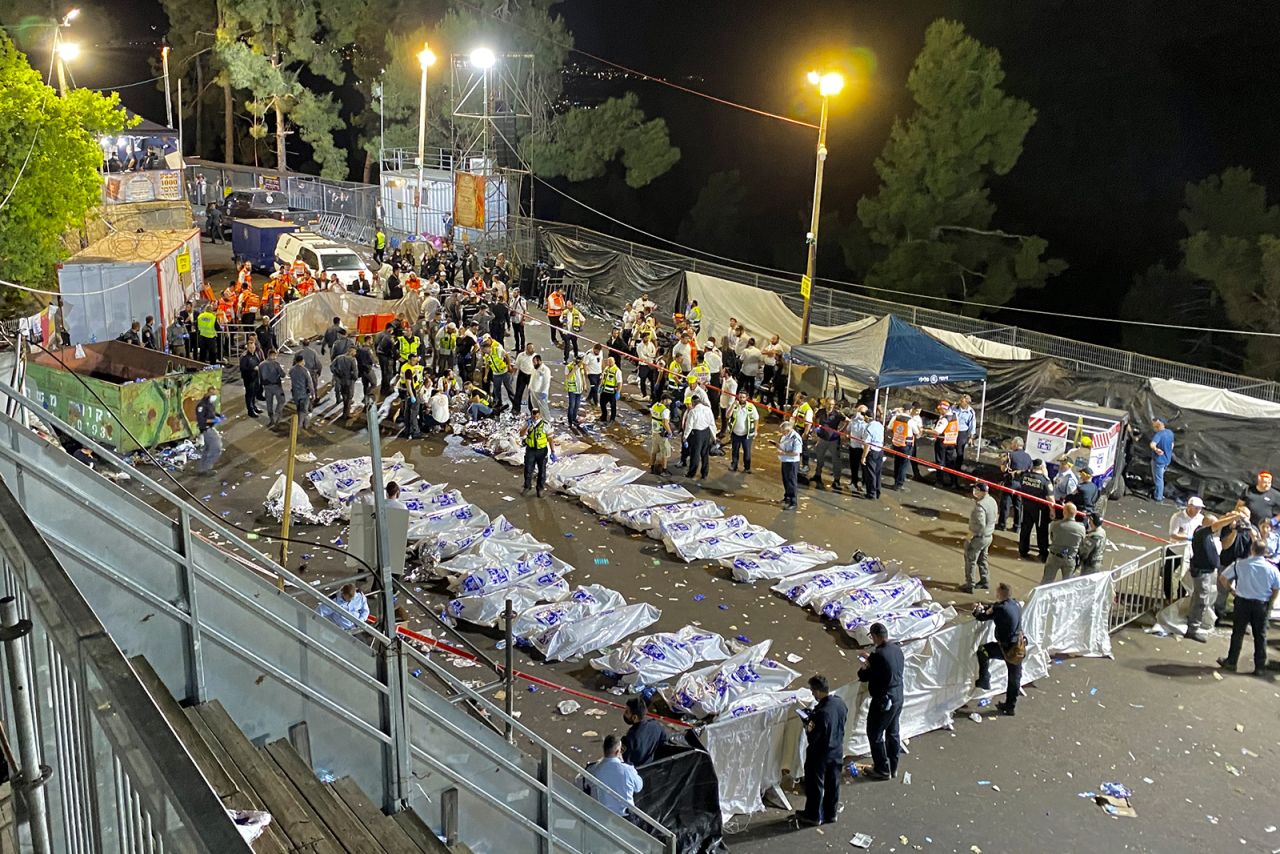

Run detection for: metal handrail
[[0, 477, 250, 852]]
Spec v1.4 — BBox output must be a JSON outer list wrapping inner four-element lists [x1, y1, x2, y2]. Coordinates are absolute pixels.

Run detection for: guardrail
[[0, 476, 249, 852], [1108, 545, 1175, 633], [0, 376, 674, 854]]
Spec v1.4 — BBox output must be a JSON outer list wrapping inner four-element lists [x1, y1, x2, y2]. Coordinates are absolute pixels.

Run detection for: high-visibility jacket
[[688, 305, 702, 327], [667, 359, 683, 383], [406, 275, 421, 291], [435, 332, 456, 354], [241, 291, 262, 313], [200, 283, 215, 302], [940, 414, 959, 446], [794, 401, 813, 425], [221, 285, 239, 303], [374, 231, 386, 250], [726, 401, 758, 434], [601, 365, 621, 392], [525, 421, 549, 449], [399, 363, 424, 396], [889, 415, 912, 448], [196, 311, 217, 338], [484, 342, 508, 374], [650, 402, 670, 434], [546, 292, 565, 317], [297, 277, 316, 296], [216, 306, 233, 327], [565, 309, 584, 332], [564, 367, 582, 393], [290, 259, 308, 278], [397, 336, 420, 362], [692, 363, 711, 384], [237, 269, 252, 287], [471, 392, 490, 407]]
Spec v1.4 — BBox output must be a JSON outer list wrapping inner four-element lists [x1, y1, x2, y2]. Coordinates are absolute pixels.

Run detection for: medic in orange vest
[[290, 259, 309, 280], [236, 262, 252, 289], [405, 273, 422, 292]]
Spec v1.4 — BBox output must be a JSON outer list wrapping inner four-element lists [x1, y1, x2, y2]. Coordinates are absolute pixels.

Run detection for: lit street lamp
[[54, 41, 80, 96], [799, 70, 844, 344], [415, 42, 436, 238]]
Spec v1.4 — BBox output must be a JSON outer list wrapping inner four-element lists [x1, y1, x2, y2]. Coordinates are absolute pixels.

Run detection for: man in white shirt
[[725, 391, 759, 473], [529, 354, 552, 417], [513, 343, 538, 413], [320, 584, 370, 631], [508, 288, 528, 350], [636, 334, 659, 401], [717, 369, 738, 433], [703, 338, 723, 376], [683, 397, 716, 480], [583, 344, 604, 407], [846, 404, 869, 494], [738, 338, 762, 397], [425, 385, 452, 433], [1167, 495, 1206, 578]]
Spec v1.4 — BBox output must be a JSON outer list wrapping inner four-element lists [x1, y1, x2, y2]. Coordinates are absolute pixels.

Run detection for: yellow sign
[[800, 275, 812, 299], [176, 252, 191, 274], [453, 172, 486, 230]]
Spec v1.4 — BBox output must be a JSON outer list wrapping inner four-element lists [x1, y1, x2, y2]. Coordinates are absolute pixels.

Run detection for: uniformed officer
[[792, 675, 848, 826], [331, 348, 358, 420], [973, 582, 1024, 716], [858, 623, 904, 781], [1042, 501, 1085, 584], [997, 437, 1033, 531], [196, 303, 219, 363], [649, 397, 672, 474], [520, 410, 556, 498], [398, 354, 425, 439], [1019, 459, 1052, 561], [931, 401, 960, 488], [599, 356, 622, 423]]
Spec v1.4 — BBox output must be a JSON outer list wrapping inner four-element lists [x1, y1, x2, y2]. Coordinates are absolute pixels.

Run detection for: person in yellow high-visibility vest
[[599, 357, 622, 424], [481, 334, 513, 410], [520, 410, 556, 497], [196, 304, 218, 363], [686, 299, 702, 333], [564, 356, 585, 429]]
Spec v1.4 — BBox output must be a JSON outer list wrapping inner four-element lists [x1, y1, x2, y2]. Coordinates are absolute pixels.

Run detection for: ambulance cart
[[1025, 399, 1130, 499]]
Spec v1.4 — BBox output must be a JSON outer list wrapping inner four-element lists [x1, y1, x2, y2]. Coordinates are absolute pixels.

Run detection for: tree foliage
[[216, 0, 359, 178], [0, 33, 132, 312], [1179, 167, 1280, 375], [678, 170, 746, 255], [524, 92, 679, 188], [857, 19, 1063, 309]]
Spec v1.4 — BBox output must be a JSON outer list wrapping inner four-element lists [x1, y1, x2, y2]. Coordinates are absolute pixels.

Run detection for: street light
[[54, 41, 79, 96], [61, 7, 80, 26], [799, 70, 844, 344], [415, 42, 437, 238], [469, 47, 496, 69]]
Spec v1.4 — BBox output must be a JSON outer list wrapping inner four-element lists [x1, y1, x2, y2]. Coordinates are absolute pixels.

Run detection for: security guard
[[520, 410, 556, 497], [482, 335, 513, 410], [599, 357, 622, 424], [932, 401, 960, 488], [398, 354, 425, 438], [973, 583, 1024, 716], [1019, 459, 1052, 561], [649, 398, 672, 474], [561, 301, 585, 361], [196, 304, 219, 363], [397, 329, 420, 368], [564, 356, 585, 429], [545, 287, 566, 345], [373, 228, 387, 264]]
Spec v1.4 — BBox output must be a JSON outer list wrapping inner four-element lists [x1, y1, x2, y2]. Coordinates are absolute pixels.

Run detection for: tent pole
[[976, 379, 988, 466], [872, 387, 879, 418]]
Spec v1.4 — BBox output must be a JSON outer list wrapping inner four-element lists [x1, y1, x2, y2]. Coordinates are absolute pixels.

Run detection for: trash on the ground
[[1212, 671, 1224, 681], [295, 452, 317, 462], [1100, 782, 1133, 799], [848, 832, 873, 848], [902, 771, 911, 785], [556, 700, 581, 716], [1225, 764, 1241, 777], [969, 712, 983, 723], [786, 652, 803, 664], [1235, 723, 1245, 732]]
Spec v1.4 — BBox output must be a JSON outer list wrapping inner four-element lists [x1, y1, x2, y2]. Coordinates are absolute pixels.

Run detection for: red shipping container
[[357, 313, 396, 335]]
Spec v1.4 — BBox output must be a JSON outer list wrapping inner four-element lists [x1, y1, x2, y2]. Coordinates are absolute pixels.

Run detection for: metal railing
[[1108, 545, 1175, 632], [0, 378, 672, 854], [0, 479, 249, 853]]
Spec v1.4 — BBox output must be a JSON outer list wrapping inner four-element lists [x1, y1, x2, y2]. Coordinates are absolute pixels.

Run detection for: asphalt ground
[[123, 243, 1280, 854]]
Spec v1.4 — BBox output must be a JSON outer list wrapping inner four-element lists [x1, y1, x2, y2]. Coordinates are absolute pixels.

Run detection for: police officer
[[355, 335, 377, 408], [194, 392, 222, 474], [973, 582, 1024, 716], [858, 623, 904, 781], [1042, 501, 1085, 584], [793, 674, 848, 826], [331, 347, 358, 420], [289, 354, 315, 429], [1019, 459, 1052, 561], [259, 349, 286, 427], [963, 482, 998, 593], [520, 410, 556, 497], [997, 438, 1033, 531]]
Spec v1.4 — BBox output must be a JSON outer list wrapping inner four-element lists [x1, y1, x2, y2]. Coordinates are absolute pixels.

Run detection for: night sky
[[38, 0, 1280, 355]]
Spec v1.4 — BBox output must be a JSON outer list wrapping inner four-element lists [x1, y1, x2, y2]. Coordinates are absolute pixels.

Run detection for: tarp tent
[[790, 314, 988, 388], [540, 230, 686, 318]]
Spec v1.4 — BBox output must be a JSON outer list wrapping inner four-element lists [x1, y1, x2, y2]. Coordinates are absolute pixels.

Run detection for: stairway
[[133, 657, 460, 854]]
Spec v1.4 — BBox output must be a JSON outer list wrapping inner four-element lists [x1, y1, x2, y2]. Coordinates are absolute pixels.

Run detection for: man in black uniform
[[858, 624, 904, 781], [621, 698, 667, 768], [997, 438, 1033, 531], [793, 674, 847, 826], [973, 582, 1024, 716], [330, 348, 358, 420], [1019, 459, 1052, 562], [239, 346, 262, 417], [375, 322, 398, 396], [354, 335, 377, 409]]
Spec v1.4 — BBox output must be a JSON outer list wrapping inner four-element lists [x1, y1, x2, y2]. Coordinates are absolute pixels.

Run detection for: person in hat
[[1167, 495, 1207, 582], [931, 400, 960, 488], [963, 482, 999, 592]]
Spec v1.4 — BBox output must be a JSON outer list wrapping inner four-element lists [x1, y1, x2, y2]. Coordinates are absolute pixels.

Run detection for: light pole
[[415, 43, 436, 238], [799, 70, 844, 344], [161, 43, 173, 129], [469, 47, 496, 172], [54, 40, 79, 97]]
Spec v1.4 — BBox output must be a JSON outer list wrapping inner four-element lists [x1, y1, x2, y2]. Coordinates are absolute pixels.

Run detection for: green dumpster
[[26, 341, 223, 451]]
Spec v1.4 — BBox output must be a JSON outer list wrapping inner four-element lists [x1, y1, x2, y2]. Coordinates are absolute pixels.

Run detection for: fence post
[[0, 597, 53, 854]]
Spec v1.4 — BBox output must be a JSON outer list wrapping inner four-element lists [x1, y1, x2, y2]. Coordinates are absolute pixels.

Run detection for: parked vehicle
[[274, 232, 370, 287], [220, 189, 318, 234], [232, 219, 298, 272]]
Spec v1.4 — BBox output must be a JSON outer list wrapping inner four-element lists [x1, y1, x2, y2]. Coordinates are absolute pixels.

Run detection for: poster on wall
[[453, 172, 486, 230], [157, 171, 183, 200], [125, 175, 155, 202], [260, 175, 282, 192]]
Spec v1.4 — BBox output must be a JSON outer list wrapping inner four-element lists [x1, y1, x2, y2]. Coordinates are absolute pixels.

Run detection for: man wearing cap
[[1168, 496, 1206, 595], [1149, 417, 1175, 503], [962, 482, 999, 593], [1052, 458, 1079, 519]]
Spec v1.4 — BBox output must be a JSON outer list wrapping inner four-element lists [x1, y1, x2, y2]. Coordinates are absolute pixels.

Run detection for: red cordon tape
[[524, 312, 1169, 546], [396, 624, 694, 729]]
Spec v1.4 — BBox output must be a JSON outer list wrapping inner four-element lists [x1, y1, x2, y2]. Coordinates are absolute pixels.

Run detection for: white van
[[274, 232, 370, 287]]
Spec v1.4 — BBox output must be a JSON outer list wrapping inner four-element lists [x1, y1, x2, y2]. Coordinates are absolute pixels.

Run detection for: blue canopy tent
[[790, 314, 991, 451]]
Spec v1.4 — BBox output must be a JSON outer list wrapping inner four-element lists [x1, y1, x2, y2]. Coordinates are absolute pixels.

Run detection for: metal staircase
[[0, 378, 673, 854]]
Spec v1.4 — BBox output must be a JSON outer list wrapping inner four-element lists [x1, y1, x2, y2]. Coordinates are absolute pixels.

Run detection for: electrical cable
[[90, 74, 164, 91], [0, 327, 377, 577], [450, 0, 818, 130]]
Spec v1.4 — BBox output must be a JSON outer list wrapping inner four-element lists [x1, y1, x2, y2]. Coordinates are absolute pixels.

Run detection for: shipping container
[[56, 228, 204, 348], [232, 218, 298, 272], [25, 341, 221, 451]]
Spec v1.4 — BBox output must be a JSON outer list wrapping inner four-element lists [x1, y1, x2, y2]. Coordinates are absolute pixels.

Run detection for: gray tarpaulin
[[540, 231, 686, 317]]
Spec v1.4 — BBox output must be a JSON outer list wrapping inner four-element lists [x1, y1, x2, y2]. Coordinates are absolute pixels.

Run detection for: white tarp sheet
[[581, 483, 695, 515], [661, 515, 753, 548], [415, 515, 518, 563], [613, 500, 722, 535], [666, 641, 801, 719], [264, 476, 345, 526], [406, 503, 489, 538], [921, 325, 1033, 361], [446, 551, 573, 595], [817, 575, 930, 622], [276, 291, 423, 346], [843, 603, 957, 645], [722, 688, 814, 719], [513, 585, 626, 640], [700, 705, 798, 819], [533, 602, 662, 661], [561, 466, 646, 497], [771, 561, 887, 607], [670, 529, 788, 563], [446, 573, 571, 627], [685, 271, 876, 351], [1149, 377, 1280, 419], [590, 625, 732, 688], [546, 454, 617, 489], [306, 454, 420, 508], [725, 542, 840, 583]]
